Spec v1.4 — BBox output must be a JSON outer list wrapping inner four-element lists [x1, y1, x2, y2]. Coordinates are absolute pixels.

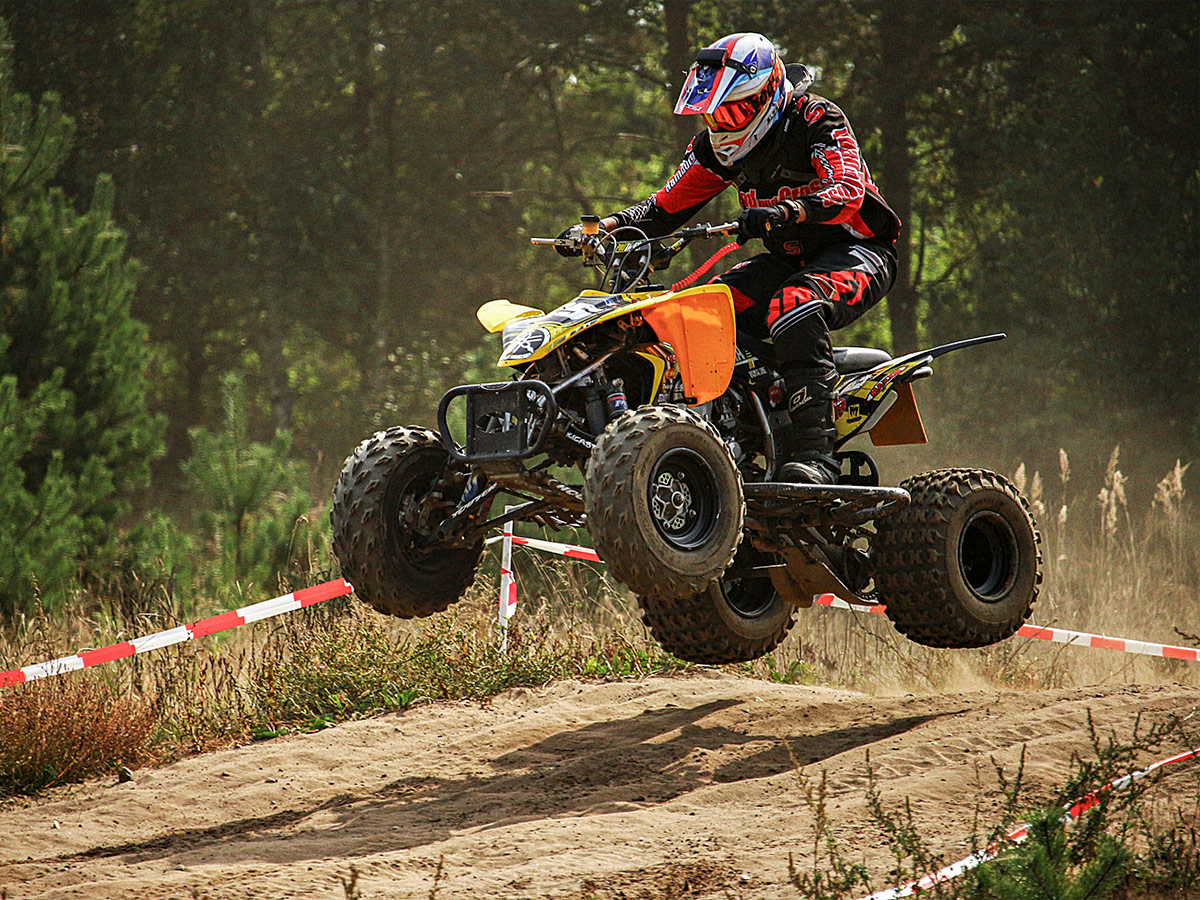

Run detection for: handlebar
[[683, 221, 740, 238], [530, 220, 740, 293], [530, 220, 737, 250]]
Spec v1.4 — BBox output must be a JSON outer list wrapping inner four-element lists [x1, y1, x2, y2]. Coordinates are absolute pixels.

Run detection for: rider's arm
[[604, 134, 733, 237], [793, 99, 867, 227]]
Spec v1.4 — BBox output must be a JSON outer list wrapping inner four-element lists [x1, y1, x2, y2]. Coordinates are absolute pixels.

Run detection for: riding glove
[[736, 204, 793, 244]]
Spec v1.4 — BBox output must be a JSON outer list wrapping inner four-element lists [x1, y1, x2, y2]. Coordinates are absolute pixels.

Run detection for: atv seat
[[834, 346, 891, 373]]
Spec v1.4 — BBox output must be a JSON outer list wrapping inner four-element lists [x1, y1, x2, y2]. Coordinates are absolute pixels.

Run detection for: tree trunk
[[876, 4, 919, 354], [354, 0, 397, 413], [371, 38, 398, 417], [664, 2, 718, 269], [248, 0, 294, 432], [260, 288, 294, 433], [663, 1, 695, 150]]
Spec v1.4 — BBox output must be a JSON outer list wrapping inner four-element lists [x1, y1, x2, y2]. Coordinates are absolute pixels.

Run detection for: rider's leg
[[768, 242, 897, 484], [710, 252, 796, 328], [713, 252, 796, 356]]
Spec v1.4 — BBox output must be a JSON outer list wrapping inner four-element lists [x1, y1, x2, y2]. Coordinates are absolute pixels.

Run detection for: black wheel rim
[[388, 455, 461, 571], [647, 447, 720, 550], [959, 510, 1018, 601], [722, 577, 777, 619]]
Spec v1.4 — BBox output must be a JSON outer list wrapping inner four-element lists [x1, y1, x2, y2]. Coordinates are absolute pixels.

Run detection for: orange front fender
[[641, 285, 736, 405]]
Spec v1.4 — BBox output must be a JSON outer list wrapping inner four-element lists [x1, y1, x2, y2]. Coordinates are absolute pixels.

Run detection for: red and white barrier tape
[[487, 532, 602, 563], [0, 579, 353, 688], [18, 526, 1184, 681], [814, 593, 888, 614], [1012, 622, 1199, 662], [857, 744, 1200, 900], [496, 532, 1200, 664]]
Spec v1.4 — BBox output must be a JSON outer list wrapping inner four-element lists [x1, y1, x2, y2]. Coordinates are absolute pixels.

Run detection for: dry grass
[[0, 673, 157, 794], [0, 554, 686, 795], [745, 448, 1200, 696], [0, 449, 1194, 797]]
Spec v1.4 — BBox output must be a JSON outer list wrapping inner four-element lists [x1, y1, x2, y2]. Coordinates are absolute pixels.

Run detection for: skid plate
[[744, 482, 909, 527]]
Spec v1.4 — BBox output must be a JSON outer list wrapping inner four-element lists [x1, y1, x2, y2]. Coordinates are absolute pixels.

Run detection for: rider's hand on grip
[[555, 225, 584, 257], [736, 204, 790, 244]]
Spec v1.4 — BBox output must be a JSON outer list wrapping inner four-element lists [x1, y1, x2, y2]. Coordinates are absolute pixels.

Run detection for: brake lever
[[706, 221, 739, 237]]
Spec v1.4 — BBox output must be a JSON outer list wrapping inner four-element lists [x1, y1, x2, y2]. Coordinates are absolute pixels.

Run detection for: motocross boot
[[778, 369, 840, 485]]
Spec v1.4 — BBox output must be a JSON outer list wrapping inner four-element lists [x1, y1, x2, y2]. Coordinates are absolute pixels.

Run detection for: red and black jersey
[[609, 93, 900, 260]]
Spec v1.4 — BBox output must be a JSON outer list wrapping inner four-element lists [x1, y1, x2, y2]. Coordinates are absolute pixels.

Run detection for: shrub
[[0, 673, 156, 794]]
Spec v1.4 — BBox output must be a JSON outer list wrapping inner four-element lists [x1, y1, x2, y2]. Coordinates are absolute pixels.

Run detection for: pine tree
[[182, 373, 311, 588], [0, 20, 163, 615], [975, 807, 1132, 900]]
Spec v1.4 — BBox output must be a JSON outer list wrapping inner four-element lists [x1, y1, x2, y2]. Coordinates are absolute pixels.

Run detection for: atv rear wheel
[[585, 405, 743, 599], [331, 427, 484, 618], [639, 553, 796, 664], [874, 468, 1041, 648]]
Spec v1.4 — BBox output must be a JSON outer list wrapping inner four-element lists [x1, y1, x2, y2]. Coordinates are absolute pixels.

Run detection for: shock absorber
[[585, 381, 608, 435], [605, 378, 628, 420]]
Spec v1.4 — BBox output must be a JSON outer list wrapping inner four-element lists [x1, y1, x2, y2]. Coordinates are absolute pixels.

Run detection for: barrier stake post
[[497, 507, 518, 652]]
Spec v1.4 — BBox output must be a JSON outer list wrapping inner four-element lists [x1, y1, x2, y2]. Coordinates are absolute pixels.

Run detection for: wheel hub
[[646, 448, 719, 550], [652, 471, 695, 531]]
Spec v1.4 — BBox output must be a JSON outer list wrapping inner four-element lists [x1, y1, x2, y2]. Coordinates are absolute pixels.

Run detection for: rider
[[560, 33, 900, 484]]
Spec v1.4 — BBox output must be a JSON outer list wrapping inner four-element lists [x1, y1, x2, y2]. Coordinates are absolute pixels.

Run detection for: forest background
[[1, 0, 1197, 619]]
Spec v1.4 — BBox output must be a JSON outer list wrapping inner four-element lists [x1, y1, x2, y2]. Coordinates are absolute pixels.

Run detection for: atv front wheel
[[331, 427, 484, 618], [874, 468, 1041, 648], [585, 405, 744, 599], [639, 554, 796, 664]]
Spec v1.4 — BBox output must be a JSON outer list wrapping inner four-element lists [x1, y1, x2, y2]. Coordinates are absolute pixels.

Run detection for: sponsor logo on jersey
[[662, 153, 696, 194], [738, 183, 821, 208]]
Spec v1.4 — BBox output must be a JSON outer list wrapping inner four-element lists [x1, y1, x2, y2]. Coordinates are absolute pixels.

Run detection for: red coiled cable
[[670, 241, 740, 292]]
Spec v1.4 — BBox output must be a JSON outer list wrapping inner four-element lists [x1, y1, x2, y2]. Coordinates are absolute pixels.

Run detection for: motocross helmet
[[674, 32, 792, 165]]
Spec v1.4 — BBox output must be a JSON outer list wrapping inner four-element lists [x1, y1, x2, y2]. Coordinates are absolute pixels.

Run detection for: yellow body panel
[[635, 350, 670, 403], [835, 357, 930, 445], [480, 285, 736, 408], [476, 299, 544, 334]]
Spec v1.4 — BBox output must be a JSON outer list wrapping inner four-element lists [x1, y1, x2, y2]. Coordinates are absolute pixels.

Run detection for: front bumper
[[437, 380, 558, 463]]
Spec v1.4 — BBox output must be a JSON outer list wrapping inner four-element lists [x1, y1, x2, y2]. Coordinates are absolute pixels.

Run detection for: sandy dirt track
[[1, 674, 1196, 899]]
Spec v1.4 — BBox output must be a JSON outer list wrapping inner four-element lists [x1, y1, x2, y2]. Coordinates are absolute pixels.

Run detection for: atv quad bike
[[331, 219, 1041, 663]]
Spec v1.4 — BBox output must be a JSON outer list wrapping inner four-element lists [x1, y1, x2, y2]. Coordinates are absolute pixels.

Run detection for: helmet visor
[[674, 61, 739, 116], [701, 61, 783, 132]]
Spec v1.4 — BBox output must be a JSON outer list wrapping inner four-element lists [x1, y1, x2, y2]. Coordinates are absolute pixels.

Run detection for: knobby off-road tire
[[331, 427, 483, 619], [874, 468, 1042, 648], [584, 405, 744, 600], [638, 545, 796, 663]]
